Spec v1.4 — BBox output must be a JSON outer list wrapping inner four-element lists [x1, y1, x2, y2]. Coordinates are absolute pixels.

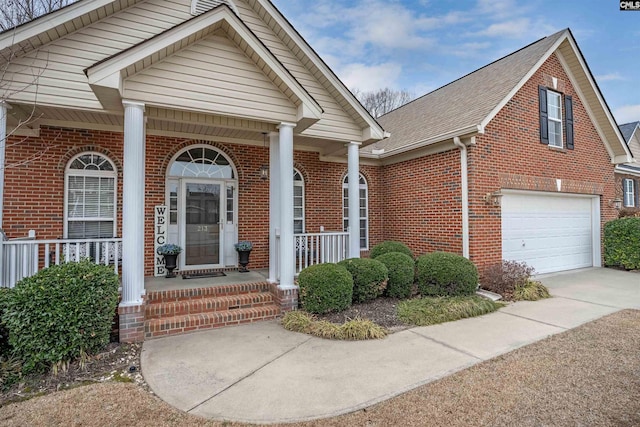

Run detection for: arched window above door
[[168, 146, 236, 179]]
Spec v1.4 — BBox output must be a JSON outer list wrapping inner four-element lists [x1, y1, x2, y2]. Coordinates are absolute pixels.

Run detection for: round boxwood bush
[[416, 252, 478, 297], [298, 263, 353, 314], [2, 260, 120, 374], [376, 252, 415, 299], [337, 258, 388, 303], [370, 241, 413, 260]]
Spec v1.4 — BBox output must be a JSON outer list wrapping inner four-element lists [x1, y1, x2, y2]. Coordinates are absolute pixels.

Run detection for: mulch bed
[[316, 297, 411, 331]]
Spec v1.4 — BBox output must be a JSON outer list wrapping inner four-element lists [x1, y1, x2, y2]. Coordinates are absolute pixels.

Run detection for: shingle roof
[[619, 122, 639, 143], [366, 29, 567, 155]]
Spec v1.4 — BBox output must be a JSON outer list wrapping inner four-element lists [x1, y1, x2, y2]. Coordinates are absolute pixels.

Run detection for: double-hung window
[[65, 153, 117, 239], [539, 86, 574, 149], [624, 179, 636, 208], [547, 90, 563, 148]]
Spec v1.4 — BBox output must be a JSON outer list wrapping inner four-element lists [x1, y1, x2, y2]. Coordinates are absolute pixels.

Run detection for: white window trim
[[63, 152, 117, 239], [547, 90, 563, 148], [343, 173, 369, 250], [293, 168, 305, 234], [624, 179, 635, 207]]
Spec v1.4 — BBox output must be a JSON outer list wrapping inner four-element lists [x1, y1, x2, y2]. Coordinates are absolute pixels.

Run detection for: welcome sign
[[154, 206, 168, 277]]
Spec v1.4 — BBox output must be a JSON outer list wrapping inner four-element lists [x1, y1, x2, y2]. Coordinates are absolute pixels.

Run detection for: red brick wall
[[381, 150, 463, 257], [2, 128, 383, 276], [468, 53, 618, 270]]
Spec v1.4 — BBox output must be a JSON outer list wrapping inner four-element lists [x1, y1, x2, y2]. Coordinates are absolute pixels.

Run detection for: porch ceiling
[[7, 103, 353, 155]]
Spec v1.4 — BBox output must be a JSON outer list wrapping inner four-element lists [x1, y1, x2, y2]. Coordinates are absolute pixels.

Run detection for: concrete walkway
[[141, 268, 639, 424]]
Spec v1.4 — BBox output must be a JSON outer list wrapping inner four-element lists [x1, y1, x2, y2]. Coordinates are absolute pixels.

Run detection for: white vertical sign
[[154, 206, 168, 277]]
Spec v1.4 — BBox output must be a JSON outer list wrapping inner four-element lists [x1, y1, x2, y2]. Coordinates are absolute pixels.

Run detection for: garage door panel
[[501, 193, 596, 274]]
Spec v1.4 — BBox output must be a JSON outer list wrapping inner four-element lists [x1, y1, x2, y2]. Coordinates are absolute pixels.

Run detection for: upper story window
[[539, 85, 574, 150], [343, 173, 369, 250], [65, 153, 117, 239], [293, 169, 305, 234], [624, 178, 636, 208]]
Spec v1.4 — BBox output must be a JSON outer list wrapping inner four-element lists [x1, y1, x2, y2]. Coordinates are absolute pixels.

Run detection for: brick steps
[[145, 292, 275, 319], [144, 282, 281, 339], [145, 305, 280, 338]]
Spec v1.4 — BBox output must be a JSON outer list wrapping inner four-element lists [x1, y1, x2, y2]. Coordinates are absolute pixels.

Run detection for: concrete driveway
[[141, 267, 639, 424]]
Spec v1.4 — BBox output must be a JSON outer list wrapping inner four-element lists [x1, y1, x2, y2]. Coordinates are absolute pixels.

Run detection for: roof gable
[[373, 29, 632, 164], [85, 5, 322, 128]]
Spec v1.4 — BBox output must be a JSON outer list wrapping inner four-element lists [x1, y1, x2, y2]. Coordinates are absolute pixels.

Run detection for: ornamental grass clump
[[397, 296, 503, 327], [337, 258, 388, 303], [416, 252, 478, 297], [376, 252, 415, 299], [370, 241, 414, 259], [2, 260, 119, 374], [281, 311, 387, 340], [297, 263, 353, 314], [514, 280, 551, 301]]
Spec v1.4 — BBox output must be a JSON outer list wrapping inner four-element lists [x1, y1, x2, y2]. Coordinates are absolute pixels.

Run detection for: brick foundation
[[118, 304, 145, 343], [270, 283, 299, 313]]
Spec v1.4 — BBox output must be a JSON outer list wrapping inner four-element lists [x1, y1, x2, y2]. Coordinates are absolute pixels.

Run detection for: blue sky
[[272, 0, 640, 124]]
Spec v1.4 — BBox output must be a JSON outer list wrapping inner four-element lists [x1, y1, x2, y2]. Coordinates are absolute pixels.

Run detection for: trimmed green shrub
[[370, 241, 413, 260], [604, 217, 640, 270], [416, 252, 479, 297], [376, 252, 415, 299], [338, 258, 388, 303], [2, 260, 119, 374], [0, 288, 13, 357], [298, 263, 353, 314]]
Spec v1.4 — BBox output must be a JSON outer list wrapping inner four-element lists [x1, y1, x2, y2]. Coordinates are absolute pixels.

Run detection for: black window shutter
[[539, 86, 549, 145], [635, 179, 639, 208], [565, 95, 574, 150]]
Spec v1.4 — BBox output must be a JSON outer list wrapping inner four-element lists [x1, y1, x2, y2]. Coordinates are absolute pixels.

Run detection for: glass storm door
[[182, 181, 222, 267]]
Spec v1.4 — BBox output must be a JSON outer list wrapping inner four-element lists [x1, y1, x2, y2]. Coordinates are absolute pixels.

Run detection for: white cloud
[[338, 62, 403, 92], [614, 105, 640, 124], [476, 18, 530, 37], [597, 73, 625, 82]]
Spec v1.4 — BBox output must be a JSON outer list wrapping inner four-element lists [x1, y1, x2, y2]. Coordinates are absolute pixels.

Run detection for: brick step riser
[[146, 282, 272, 304], [145, 293, 275, 319], [144, 306, 280, 339]]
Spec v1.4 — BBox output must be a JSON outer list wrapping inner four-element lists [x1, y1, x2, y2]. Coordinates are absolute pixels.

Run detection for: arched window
[[293, 169, 305, 234], [65, 153, 117, 238], [343, 173, 368, 249], [169, 146, 235, 179]]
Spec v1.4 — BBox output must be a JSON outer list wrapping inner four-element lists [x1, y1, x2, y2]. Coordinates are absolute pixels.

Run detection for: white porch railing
[[0, 230, 122, 288], [275, 231, 350, 278]]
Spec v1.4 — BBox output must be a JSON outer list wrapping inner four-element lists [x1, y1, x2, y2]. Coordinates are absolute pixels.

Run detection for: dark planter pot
[[237, 250, 251, 272], [163, 253, 179, 278]]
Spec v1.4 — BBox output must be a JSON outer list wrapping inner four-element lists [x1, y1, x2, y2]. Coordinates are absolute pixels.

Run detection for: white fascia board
[[480, 30, 569, 131], [377, 124, 482, 159], [0, 0, 117, 50], [255, 0, 384, 139], [563, 35, 632, 160], [613, 154, 634, 165], [615, 165, 640, 177]]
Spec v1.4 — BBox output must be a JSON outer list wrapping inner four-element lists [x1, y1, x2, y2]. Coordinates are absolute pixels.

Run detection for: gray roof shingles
[[619, 122, 639, 144], [366, 29, 567, 155]]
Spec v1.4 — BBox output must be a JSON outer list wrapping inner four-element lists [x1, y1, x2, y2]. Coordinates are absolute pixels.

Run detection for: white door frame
[[179, 178, 225, 270]]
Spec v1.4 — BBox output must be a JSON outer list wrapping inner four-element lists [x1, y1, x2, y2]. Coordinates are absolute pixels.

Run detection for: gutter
[[453, 136, 470, 259]]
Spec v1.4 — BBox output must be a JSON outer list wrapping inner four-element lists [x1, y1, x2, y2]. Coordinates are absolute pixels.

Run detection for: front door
[[182, 180, 223, 268]]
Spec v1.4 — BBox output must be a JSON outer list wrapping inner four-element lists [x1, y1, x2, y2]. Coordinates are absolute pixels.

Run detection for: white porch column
[[0, 101, 7, 229], [121, 101, 146, 306], [268, 131, 280, 283], [347, 141, 361, 258], [278, 122, 296, 288]]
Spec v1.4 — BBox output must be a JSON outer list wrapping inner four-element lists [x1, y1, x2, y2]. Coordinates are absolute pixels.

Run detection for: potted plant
[[234, 241, 253, 272], [157, 243, 182, 278]]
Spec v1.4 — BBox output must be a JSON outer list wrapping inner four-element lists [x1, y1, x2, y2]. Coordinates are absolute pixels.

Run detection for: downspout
[[453, 137, 469, 259]]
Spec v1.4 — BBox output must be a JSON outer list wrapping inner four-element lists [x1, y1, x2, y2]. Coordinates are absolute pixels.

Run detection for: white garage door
[[502, 193, 598, 274]]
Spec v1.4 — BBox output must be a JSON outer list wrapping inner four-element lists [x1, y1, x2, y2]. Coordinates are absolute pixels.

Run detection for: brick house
[[0, 1, 634, 343], [369, 28, 633, 275], [616, 122, 640, 215]]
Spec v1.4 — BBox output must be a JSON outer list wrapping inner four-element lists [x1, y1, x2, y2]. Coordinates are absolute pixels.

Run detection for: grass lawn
[[1, 310, 639, 426]]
